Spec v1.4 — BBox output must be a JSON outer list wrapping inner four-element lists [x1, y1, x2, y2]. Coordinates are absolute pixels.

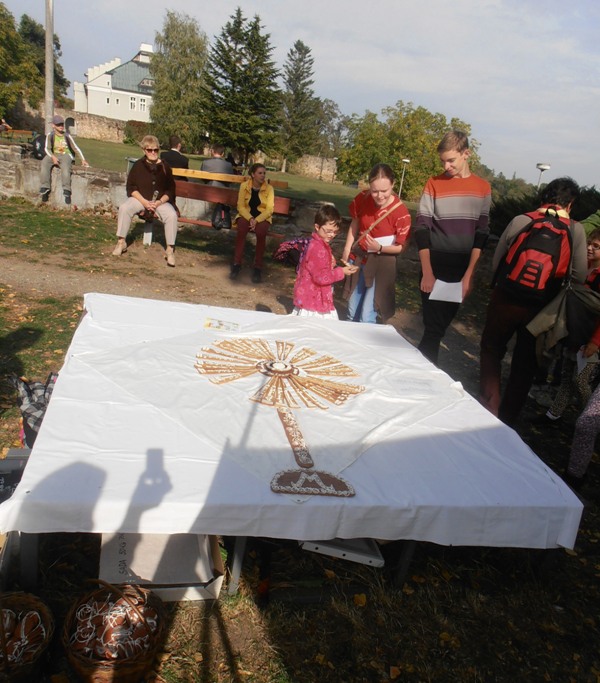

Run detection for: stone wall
[[289, 155, 337, 182], [58, 110, 126, 143], [13, 100, 126, 143], [0, 143, 127, 211]]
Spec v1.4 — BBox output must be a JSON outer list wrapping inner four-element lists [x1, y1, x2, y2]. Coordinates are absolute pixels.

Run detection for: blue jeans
[[347, 267, 377, 323]]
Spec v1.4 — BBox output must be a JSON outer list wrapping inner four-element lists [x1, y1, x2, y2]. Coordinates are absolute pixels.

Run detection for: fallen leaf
[[353, 593, 367, 607]]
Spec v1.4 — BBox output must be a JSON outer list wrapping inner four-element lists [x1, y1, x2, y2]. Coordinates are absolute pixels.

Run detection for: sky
[[5, 0, 600, 188]]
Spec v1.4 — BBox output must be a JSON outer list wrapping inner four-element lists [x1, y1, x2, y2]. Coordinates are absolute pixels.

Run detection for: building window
[[140, 98, 146, 112], [115, 98, 120, 105], [106, 98, 110, 105], [130, 97, 136, 111]]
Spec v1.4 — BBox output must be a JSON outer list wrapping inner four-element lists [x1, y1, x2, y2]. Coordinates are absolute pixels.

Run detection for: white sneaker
[[112, 241, 127, 256]]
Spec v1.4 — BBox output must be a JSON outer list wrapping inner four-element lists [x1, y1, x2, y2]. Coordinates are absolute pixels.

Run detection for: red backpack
[[493, 209, 573, 303]]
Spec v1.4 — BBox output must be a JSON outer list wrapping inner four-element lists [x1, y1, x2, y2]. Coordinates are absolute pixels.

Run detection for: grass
[[2, 203, 600, 682]]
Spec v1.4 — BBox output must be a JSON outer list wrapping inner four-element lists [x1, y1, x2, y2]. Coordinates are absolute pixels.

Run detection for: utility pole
[[44, 0, 54, 133]]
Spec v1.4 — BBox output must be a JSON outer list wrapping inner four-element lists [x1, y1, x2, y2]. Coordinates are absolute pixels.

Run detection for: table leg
[[385, 540, 417, 588], [227, 536, 247, 595], [19, 532, 39, 590]]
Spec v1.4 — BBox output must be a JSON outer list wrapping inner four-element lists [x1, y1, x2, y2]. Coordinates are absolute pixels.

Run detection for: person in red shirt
[[341, 164, 411, 324]]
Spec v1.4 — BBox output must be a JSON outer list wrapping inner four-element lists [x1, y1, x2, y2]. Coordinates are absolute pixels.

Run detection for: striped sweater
[[414, 173, 491, 256]]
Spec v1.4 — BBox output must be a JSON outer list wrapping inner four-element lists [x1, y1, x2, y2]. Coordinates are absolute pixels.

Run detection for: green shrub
[[123, 120, 152, 145]]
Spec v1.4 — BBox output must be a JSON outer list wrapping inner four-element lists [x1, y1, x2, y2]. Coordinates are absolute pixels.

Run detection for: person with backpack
[[39, 115, 88, 205], [479, 177, 588, 426], [538, 229, 600, 425]]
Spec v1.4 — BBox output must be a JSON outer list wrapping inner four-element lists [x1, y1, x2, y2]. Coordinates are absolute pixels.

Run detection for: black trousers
[[417, 253, 468, 366]]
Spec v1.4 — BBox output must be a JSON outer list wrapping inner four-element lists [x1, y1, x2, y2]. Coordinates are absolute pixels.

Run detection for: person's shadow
[[0, 326, 43, 415]]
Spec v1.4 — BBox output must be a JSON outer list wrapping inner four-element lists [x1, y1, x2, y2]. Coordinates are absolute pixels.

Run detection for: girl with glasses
[[291, 205, 357, 319]]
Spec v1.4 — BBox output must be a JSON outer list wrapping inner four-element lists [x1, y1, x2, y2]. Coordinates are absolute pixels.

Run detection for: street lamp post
[[45, 0, 54, 133], [399, 158, 410, 198], [536, 163, 551, 191]]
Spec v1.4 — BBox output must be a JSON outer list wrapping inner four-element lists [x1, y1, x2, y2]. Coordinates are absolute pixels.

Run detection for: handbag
[[350, 200, 402, 254], [212, 203, 232, 230]]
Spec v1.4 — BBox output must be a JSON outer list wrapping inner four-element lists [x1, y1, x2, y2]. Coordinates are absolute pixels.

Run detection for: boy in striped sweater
[[413, 130, 492, 365]]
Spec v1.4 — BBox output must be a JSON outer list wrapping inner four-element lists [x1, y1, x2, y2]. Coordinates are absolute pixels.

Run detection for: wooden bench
[[137, 168, 291, 245], [0, 129, 35, 143], [171, 167, 288, 190]]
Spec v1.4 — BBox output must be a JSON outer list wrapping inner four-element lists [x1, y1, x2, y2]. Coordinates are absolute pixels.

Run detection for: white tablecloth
[[0, 293, 582, 549]]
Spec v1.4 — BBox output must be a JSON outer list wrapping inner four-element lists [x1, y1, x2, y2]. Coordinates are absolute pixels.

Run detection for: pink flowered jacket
[[293, 234, 345, 313]]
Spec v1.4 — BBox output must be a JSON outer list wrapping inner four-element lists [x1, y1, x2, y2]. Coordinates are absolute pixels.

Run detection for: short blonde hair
[[140, 135, 160, 150], [437, 130, 469, 154]]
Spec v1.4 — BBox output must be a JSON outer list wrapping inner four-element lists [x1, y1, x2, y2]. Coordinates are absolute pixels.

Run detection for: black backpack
[[32, 134, 46, 160], [211, 203, 232, 230], [493, 209, 573, 304]]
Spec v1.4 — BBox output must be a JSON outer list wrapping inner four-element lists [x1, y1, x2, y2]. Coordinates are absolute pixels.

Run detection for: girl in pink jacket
[[292, 205, 357, 319]]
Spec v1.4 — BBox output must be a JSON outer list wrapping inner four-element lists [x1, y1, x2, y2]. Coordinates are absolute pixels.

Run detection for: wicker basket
[[62, 579, 166, 683], [0, 592, 54, 683]]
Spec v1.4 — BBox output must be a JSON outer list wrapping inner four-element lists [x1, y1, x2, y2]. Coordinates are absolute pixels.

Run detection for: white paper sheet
[[429, 279, 463, 303], [367, 235, 395, 252]]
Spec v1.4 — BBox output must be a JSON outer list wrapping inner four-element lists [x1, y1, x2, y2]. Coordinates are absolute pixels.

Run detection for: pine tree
[[203, 8, 281, 164], [280, 40, 320, 164], [150, 11, 209, 152]]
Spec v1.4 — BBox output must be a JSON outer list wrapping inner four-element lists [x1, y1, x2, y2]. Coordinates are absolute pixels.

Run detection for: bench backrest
[[172, 167, 288, 190], [175, 180, 291, 216]]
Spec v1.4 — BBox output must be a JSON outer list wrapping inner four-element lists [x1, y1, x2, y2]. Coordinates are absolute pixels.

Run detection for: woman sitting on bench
[[112, 135, 178, 267], [230, 163, 274, 283]]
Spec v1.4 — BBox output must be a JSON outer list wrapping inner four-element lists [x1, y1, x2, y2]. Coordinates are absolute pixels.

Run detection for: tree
[[314, 98, 349, 159], [337, 101, 476, 201], [203, 8, 280, 164], [279, 40, 320, 167], [0, 4, 40, 114], [150, 11, 209, 151], [18, 14, 70, 107]]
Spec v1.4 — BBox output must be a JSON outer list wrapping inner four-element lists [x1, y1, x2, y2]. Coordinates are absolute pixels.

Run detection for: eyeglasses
[[588, 242, 600, 251], [319, 228, 339, 236], [144, 148, 159, 153]]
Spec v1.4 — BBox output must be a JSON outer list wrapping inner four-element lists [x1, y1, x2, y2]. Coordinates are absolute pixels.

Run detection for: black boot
[[229, 264, 241, 280], [251, 268, 262, 284]]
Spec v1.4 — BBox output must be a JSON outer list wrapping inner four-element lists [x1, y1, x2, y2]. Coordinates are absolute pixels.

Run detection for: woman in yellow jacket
[[231, 163, 274, 283]]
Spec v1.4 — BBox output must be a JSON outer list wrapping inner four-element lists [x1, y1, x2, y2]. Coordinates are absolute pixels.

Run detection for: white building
[[74, 44, 154, 122]]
